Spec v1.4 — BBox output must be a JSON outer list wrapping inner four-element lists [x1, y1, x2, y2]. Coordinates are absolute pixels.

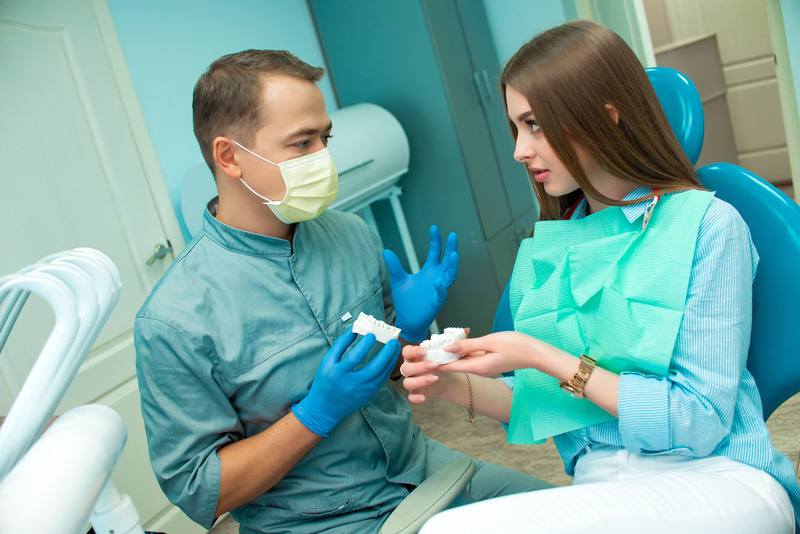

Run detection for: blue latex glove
[[382, 225, 459, 342], [292, 329, 401, 437]]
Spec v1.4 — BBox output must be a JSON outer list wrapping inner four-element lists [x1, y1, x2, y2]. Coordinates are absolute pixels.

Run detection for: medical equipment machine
[[0, 248, 146, 534]]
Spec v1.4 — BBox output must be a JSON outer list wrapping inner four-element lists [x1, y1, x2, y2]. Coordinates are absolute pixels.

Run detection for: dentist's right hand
[[292, 329, 401, 437]]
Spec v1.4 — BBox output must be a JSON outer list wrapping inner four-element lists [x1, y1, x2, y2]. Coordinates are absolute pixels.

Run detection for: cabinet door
[[453, 0, 538, 222], [421, 0, 536, 241], [309, 0, 537, 333]]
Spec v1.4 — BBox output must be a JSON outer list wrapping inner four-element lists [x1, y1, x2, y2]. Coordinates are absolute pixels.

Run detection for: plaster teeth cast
[[422, 328, 467, 364], [352, 312, 401, 344]]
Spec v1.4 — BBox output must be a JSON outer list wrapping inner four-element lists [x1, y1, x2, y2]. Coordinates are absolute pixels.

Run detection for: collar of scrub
[[569, 187, 657, 222], [200, 196, 297, 257]]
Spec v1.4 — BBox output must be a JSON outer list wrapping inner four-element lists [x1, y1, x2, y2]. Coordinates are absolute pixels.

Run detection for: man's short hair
[[192, 49, 325, 172]]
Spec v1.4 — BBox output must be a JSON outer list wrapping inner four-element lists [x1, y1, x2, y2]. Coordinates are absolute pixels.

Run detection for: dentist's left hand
[[383, 225, 459, 342], [292, 329, 401, 437]]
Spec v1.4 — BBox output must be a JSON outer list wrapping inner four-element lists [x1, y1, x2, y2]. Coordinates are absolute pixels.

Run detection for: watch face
[[559, 382, 585, 399]]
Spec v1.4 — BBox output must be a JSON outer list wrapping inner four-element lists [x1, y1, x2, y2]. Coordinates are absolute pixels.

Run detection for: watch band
[[559, 354, 597, 399]]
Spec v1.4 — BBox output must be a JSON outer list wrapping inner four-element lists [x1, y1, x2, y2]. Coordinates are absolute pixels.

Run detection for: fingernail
[[426, 375, 439, 384], [424, 361, 439, 370]]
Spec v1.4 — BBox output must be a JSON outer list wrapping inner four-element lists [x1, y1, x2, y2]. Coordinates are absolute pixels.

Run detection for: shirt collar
[[569, 186, 656, 223], [201, 197, 294, 256]]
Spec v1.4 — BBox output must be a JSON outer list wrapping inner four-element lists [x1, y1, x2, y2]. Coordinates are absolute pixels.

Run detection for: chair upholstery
[[696, 163, 800, 419], [380, 458, 476, 534], [646, 67, 705, 166]]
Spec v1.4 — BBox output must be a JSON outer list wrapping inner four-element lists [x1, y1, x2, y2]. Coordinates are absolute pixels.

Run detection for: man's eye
[[296, 140, 310, 148], [322, 134, 333, 146]]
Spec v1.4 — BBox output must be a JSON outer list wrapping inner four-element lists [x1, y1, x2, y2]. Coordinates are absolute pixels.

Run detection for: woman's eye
[[322, 134, 333, 146], [527, 120, 540, 133], [296, 140, 310, 148]]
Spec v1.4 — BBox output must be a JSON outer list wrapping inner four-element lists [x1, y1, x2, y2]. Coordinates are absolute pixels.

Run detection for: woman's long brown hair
[[501, 20, 703, 224]]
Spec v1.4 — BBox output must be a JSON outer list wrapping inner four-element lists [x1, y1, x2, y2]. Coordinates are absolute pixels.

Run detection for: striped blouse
[[501, 187, 800, 526]]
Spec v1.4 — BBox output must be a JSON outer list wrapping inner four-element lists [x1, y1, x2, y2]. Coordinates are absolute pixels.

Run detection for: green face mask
[[233, 141, 339, 224]]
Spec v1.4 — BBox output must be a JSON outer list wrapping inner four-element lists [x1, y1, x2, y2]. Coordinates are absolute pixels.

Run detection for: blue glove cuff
[[291, 402, 332, 438]]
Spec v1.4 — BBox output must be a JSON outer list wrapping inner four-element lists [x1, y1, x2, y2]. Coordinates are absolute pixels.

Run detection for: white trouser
[[420, 446, 795, 534]]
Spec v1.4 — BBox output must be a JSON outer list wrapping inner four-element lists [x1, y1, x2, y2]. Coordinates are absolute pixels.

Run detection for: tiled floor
[[208, 391, 800, 532]]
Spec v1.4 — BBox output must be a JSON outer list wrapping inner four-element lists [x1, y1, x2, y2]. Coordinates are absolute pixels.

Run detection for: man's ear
[[605, 104, 620, 125], [214, 137, 241, 179]]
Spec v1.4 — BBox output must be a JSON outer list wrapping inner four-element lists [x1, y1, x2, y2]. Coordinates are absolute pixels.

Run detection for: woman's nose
[[514, 134, 534, 162]]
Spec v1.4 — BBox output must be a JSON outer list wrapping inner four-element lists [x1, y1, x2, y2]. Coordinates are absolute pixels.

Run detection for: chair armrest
[[380, 457, 476, 534]]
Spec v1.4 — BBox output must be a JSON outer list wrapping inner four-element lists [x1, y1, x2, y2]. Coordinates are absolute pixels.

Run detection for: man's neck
[[215, 192, 295, 242]]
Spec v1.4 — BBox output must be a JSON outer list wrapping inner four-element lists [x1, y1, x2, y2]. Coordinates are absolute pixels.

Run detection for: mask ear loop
[[230, 140, 285, 205], [230, 140, 280, 166], [238, 177, 277, 205]]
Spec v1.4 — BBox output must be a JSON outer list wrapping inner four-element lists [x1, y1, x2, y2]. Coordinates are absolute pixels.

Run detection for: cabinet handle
[[146, 242, 173, 265], [481, 70, 493, 103], [473, 71, 488, 104]]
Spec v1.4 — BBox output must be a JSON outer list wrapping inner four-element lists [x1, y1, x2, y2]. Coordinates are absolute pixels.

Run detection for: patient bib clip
[[641, 191, 661, 232]]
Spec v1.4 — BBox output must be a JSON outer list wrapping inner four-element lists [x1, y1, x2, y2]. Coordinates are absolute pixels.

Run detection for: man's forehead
[[259, 74, 328, 132]]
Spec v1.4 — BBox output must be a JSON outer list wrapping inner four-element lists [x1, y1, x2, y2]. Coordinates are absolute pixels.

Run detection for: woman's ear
[[605, 104, 620, 125], [213, 137, 241, 179]]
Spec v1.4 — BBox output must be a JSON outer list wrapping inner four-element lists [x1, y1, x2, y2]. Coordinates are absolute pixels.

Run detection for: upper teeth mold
[[352, 312, 401, 344], [421, 327, 467, 364]]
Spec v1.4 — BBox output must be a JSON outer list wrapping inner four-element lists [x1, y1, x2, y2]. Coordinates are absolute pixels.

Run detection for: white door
[[0, 0, 199, 532]]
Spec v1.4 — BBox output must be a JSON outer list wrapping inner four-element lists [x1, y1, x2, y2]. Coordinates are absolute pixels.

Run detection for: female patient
[[401, 20, 800, 533]]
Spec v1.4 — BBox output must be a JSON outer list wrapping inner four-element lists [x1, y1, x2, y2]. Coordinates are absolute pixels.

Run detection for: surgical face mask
[[232, 140, 338, 224]]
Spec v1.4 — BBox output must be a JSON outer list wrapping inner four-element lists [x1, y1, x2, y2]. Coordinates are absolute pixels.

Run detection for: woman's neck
[[583, 173, 640, 215]]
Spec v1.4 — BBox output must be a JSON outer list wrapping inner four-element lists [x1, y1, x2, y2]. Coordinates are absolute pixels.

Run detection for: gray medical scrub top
[[135, 206, 430, 531]]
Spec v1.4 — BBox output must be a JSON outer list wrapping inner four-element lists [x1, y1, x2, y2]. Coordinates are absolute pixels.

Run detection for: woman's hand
[[438, 331, 540, 377], [400, 344, 449, 404]]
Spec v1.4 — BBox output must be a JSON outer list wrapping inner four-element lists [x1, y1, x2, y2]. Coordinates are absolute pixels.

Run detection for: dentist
[[134, 49, 551, 534]]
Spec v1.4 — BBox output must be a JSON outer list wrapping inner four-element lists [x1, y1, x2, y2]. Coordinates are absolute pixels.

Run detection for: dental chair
[[695, 162, 800, 419], [0, 249, 147, 534], [494, 66, 800, 421]]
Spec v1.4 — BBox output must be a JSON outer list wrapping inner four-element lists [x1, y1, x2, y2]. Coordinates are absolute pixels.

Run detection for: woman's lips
[[533, 169, 550, 182]]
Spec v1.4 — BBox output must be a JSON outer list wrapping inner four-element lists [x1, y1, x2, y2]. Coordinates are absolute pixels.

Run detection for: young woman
[[401, 20, 800, 533]]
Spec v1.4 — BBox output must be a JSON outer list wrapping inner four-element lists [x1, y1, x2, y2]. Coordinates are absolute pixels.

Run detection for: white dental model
[[422, 328, 467, 364], [352, 312, 401, 344]]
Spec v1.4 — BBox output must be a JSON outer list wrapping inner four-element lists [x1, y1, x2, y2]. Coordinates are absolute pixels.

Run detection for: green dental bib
[[508, 190, 713, 444]]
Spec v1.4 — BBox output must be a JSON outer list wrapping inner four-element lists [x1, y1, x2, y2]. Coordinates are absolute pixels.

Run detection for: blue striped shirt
[[502, 187, 800, 525]]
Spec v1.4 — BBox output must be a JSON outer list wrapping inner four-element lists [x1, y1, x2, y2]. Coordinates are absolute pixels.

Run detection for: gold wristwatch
[[559, 354, 597, 399]]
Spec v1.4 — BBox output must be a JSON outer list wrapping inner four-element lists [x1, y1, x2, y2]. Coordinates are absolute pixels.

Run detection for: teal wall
[[484, 0, 567, 65]]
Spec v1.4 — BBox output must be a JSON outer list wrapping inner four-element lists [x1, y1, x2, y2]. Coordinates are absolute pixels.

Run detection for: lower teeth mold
[[422, 328, 466, 364], [352, 312, 401, 344]]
